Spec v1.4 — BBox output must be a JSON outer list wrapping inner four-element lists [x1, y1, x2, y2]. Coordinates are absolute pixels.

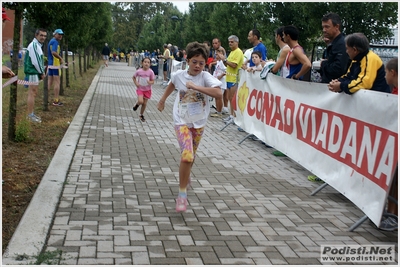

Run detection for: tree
[[4, 3, 24, 140]]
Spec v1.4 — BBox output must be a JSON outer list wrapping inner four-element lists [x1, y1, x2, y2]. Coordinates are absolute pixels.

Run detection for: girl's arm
[[186, 81, 222, 100], [132, 76, 139, 87], [157, 82, 176, 112]]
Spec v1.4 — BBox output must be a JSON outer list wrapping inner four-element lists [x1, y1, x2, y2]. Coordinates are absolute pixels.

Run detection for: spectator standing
[[328, 33, 390, 94], [48, 28, 65, 106], [25, 29, 47, 123], [385, 57, 398, 94], [269, 26, 290, 77], [2, 8, 15, 78], [247, 51, 263, 73], [101, 43, 110, 67], [220, 35, 244, 124], [132, 57, 156, 122], [161, 44, 171, 85], [283, 25, 311, 80], [210, 48, 227, 118], [209, 38, 228, 114], [156, 42, 222, 212], [208, 38, 226, 73], [320, 13, 349, 83], [246, 29, 267, 67]]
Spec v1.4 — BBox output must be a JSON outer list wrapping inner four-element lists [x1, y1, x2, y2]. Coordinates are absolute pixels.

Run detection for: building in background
[[2, 8, 23, 55], [370, 28, 398, 64]]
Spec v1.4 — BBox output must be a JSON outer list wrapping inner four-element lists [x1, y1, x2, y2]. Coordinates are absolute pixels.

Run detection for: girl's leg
[[174, 125, 204, 211], [133, 94, 144, 111], [140, 98, 148, 115], [137, 95, 144, 106]]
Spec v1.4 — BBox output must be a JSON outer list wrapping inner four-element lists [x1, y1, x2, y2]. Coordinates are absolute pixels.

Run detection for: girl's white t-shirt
[[171, 70, 222, 128], [213, 60, 227, 89]]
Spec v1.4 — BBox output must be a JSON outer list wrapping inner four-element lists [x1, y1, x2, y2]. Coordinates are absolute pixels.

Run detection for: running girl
[[157, 42, 222, 212], [132, 57, 155, 122]]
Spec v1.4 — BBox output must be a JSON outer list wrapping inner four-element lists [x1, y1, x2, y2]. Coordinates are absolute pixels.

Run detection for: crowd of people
[[128, 12, 398, 229], [4, 8, 396, 230]]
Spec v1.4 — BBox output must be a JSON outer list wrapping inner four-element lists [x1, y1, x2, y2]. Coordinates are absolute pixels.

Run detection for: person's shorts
[[48, 68, 60, 76], [25, 74, 40, 85], [226, 82, 237, 89], [136, 89, 152, 100], [163, 63, 168, 72], [102, 55, 108, 60]]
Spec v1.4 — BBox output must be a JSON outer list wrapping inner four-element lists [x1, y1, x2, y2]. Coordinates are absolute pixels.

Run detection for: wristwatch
[[223, 59, 227, 63]]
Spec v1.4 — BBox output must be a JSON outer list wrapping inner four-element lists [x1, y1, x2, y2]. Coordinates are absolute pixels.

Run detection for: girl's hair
[[185, 42, 208, 61], [142, 57, 151, 63], [386, 57, 398, 73], [251, 51, 262, 59]]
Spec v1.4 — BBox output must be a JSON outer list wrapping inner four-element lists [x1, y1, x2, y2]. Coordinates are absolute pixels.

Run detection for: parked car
[[67, 51, 73, 56]]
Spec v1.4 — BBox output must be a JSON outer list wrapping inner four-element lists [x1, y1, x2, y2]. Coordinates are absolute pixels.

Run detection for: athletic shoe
[[273, 150, 287, 157], [175, 196, 188, 212], [162, 81, 168, 86], [224, 117, 234, 124], [52, 101, 64, 106], [307, 175, 323, 182], [210, 112, 222, 118], [27, 113, 42, 123], [379, 215, 398, 231], [222, 107, 229, 114], [133, 104, 139, 111], [139, 115, 146, 122], [223, 115, 233, 122]]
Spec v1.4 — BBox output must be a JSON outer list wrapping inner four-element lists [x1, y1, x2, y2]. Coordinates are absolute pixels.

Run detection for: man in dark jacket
[[320, 13, 349, 83], [102, 43, 111, 67], [328, 33, 390, 94]]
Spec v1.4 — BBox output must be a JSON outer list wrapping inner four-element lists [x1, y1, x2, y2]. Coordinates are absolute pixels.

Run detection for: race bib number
[[178, 89, 206, 123]]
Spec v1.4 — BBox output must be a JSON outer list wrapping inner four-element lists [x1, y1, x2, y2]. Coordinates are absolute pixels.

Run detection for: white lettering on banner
[[246, 88, 397, 191], [235, 73, 398, 226], [295, 105, 396, 191]]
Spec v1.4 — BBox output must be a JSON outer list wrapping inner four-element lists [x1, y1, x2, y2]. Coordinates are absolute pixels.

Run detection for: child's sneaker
[[175, 196, 187, 212]]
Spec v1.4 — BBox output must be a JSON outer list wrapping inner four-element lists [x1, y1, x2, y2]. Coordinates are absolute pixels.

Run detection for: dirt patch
[[2, 63, 100, 254]]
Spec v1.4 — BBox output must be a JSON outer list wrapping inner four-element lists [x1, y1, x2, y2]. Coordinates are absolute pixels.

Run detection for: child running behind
[[157, 42, 222, 212], [132, 57, 155, 122]]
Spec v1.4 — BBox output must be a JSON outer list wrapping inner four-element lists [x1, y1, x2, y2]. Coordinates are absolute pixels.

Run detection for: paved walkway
[[3, 61, 397, 265]]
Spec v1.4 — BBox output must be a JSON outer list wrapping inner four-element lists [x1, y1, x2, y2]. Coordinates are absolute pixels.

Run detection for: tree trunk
[[8, 6, 22, 141], [78, 49, 82, 77], [83, 47, 87, 73], [65, 37, 70, 87], [59, 43, 64, 96], [72, 52, 76, 80]]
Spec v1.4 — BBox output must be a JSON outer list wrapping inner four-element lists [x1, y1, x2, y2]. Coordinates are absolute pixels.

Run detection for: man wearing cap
[[48, 28, 64, 106], [2, 7, 15, 78]]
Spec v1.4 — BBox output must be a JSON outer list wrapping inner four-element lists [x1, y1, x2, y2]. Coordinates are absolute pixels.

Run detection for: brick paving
[[18, 62, 400, 264]]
